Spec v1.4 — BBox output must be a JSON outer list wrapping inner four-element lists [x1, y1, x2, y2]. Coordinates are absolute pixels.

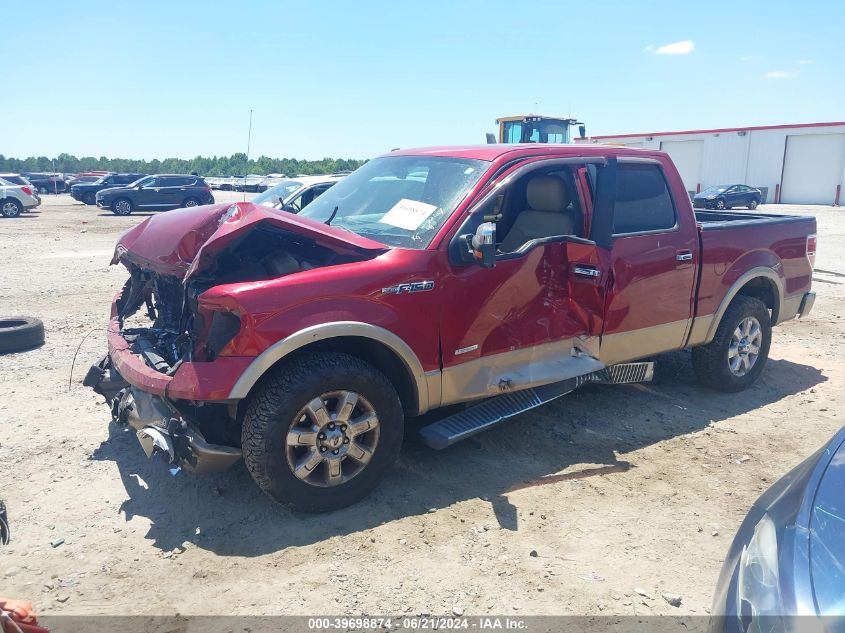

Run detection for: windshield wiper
[[325, 206, 339, 226]]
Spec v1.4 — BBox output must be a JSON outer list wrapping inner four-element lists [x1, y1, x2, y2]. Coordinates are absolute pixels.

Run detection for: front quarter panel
[[205, 248, 442, 402]]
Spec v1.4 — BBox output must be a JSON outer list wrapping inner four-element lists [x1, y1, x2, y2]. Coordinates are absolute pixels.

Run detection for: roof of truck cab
[[384, 144, 657, 162]]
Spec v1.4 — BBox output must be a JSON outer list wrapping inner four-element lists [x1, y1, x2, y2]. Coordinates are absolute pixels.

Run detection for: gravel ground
[[0, 194, 842, 617]]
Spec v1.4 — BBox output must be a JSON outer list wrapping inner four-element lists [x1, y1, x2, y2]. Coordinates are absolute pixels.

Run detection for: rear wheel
[[37, 186, 49, 195], [1, 199, 22, 218], [111, 198, 134, 216], [749, 199, 759, 210], [241, 352, 404, 512], [693, 296, 771, 392], [182, 197, 200, 208]]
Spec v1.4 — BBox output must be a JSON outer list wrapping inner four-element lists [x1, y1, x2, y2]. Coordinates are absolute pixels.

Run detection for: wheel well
[[250, 336, 419, 415], [734, 276, 779, 322]]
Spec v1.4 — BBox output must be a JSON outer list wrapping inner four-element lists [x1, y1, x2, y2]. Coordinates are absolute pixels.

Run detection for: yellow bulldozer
[[488, 115, 586, 144]]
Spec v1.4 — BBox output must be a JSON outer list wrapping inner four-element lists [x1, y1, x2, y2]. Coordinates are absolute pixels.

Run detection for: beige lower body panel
[[438, 337, 603, 407], [599, 318, 691, 365]]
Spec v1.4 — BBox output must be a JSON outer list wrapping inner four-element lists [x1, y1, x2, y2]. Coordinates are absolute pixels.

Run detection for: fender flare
[[227, 321, 432, 414], [703, 266, 784, 343]]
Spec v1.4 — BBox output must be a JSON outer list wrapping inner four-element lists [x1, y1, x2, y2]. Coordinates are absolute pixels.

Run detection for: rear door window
[[613, 163, 677, 235]]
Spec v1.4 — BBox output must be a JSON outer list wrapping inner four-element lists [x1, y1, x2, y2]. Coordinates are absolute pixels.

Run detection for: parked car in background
[[0, 173, 35, 190], [71, 173, 147, 205], [234, 174, 266, 192], [694, 184, 762, 210], [259, 174, 289, 191], [710, 425, 845, 632], [22, 173, 67, 194], [251, 174, 345, 213], [0, 177, 41, 217], [96, 174, 214, 215], [66, 173, 108, 188]]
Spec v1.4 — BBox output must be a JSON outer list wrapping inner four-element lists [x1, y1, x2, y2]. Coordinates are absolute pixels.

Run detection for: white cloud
[[764, 70, 798, 79], [645, 40, 695, 55]]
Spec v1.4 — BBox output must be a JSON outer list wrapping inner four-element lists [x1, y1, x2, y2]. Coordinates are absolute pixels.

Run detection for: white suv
[[0, 177, 41, 217], [251, 174, 346, 213]]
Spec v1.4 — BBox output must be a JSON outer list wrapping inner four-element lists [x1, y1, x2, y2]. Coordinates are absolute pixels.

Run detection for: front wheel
[[111, 198, 134, 216], [82, 192, 96, 205], [692, 296, 771, 392], [241, 352, 404, 512], [1, 199, 23, 218], [182, 197, 200, 208]]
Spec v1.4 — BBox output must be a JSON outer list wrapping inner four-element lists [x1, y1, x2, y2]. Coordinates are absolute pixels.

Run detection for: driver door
[[436, 160, 611, 406]]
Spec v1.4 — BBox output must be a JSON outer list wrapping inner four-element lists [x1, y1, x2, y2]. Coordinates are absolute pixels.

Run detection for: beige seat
[[499, 175, 577, 252]]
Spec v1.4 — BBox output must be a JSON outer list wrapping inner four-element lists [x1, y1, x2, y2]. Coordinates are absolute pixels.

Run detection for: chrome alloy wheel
[[728, 316, 762, 376], [285, 391, 380, 488]]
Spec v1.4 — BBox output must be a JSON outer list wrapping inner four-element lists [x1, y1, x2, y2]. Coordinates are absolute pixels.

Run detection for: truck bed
[[695, 209, 811, 228], [693, 210, 816, 320]]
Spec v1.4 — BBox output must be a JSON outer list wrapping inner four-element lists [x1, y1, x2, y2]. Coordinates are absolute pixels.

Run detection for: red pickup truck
[[86, 144, 817, 512]]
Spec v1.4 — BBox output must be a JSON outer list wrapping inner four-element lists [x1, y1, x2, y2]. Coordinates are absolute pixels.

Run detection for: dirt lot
[[0, 194, 842, 617]]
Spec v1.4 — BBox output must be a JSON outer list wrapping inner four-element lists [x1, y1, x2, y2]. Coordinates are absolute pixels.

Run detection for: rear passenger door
[[154, 176, 186, 208], [600, 159, 698, 364]]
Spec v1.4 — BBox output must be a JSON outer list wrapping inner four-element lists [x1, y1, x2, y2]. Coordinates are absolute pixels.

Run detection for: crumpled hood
[[113, 202, 388, 279]]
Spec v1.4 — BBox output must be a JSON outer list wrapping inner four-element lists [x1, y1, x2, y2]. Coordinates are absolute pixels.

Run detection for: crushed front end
[[85, 201, 387, 475], [85, 262, 245, 474]]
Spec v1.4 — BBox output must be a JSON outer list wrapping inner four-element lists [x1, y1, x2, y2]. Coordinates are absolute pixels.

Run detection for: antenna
[[243, 109, 253, 202]]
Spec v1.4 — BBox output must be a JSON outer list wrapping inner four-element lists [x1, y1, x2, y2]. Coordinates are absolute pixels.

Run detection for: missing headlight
[[205, 311, 241, 359]]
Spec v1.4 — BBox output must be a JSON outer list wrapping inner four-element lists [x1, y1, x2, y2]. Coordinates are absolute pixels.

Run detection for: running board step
[[418, 362, 654, 450]]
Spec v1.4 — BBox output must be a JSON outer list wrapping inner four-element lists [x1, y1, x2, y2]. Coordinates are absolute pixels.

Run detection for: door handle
[[573, 265, 602, 279], [676, 250, 693, 261]]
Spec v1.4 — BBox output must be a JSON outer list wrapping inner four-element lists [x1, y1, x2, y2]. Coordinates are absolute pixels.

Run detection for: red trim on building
[[586, 121, 845, 141]]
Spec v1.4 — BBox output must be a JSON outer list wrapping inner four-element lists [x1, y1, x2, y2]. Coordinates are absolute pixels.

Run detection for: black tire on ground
[[1, 199, 23, 218], [37, 186, 48, 195], [692, 295, 771, 392], [241, 352, 404, 512], [749, 199, 759, 210], [182, 197, 200, 208], [0, 317, 45, 354], [82, 192, 96, 205], [111, 198, 134, 216]]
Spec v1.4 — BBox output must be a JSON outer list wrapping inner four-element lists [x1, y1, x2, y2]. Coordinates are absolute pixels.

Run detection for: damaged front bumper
[[85, 354, 242, 473]]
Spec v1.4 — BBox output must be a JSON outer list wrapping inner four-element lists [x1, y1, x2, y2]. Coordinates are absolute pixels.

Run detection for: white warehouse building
[[579, 121, 845, 205]]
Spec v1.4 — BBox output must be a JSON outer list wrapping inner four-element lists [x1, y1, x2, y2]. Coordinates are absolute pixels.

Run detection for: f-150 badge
[[381, 281, 435, 295]]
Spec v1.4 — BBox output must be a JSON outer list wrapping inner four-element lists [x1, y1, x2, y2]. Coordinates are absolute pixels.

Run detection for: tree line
[[0, 153, 367, 177]]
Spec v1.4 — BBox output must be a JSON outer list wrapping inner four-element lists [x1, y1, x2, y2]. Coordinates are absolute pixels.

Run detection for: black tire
[[111, 198, 134, 216], [241, 352, 404, 512], [0, 317, 45, 354], [1, 199, 23, 218], [749, 199, 759, 210], [37, 186, 49, 195], [182, 197, 200, 208], [693, 296, 771, 392], [82, 192, 96, 205]]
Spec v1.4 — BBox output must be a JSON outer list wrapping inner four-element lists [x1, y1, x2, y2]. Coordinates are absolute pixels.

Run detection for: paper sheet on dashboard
[[379, 199, 438, 231]]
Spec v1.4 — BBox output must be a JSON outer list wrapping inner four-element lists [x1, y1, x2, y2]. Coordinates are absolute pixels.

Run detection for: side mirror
[[485, 132, 496, 144], [469, 222, 496, 268]]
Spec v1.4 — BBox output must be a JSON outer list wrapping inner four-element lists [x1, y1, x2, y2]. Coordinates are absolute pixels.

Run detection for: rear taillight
[[203, 186, 212, 193], [21, 186, 33, 196], [807, 234, 817, 269]]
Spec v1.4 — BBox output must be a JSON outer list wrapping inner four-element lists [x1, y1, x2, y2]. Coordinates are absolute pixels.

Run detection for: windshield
[[253, 180, 303, 207], [298, 156, 488, 249], [701, 185, 729, 194]]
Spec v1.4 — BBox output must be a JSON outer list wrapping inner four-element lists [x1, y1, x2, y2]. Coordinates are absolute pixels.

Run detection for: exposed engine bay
[[114, 223, 375, 375]]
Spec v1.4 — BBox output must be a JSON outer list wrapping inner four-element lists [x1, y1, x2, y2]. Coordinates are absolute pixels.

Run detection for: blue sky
[[3, 0, 842, 160]]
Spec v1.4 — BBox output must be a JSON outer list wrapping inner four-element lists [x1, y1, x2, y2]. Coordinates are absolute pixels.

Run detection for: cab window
[[613, 163, 676, 235]]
